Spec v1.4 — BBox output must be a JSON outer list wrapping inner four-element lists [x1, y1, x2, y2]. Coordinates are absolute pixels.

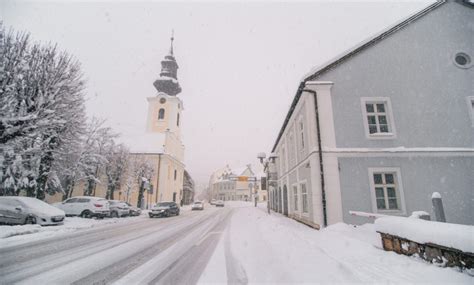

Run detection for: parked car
[[191, 201, 204, 211], [108, 200, 130, 218], [215, 200, 225, 207], [125, 202, 141, 216], [53, 196, 110, 218], [149, 202, 180, 218], [0, 196, 65, 226], [210, 199, 217, 205]]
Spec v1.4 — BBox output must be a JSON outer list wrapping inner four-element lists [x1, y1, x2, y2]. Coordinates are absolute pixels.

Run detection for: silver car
[[0, 196, 66, 226], [108, 200, 130, 218]]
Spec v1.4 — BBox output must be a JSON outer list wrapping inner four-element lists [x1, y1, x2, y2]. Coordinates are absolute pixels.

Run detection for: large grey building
[[270, 1, 473, 228]]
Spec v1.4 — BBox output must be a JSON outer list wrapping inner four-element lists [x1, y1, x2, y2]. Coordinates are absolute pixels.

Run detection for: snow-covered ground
[[199, 202, 472, 284], [0, 205, 195, 248], [0, 215, 145, 247]]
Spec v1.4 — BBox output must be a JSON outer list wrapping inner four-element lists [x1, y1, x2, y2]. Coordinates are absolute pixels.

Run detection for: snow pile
[[375, 216, 474, 253], [0, 225, 43, 239], [409, 211, 430, 219], [199, 202, 471, 283]]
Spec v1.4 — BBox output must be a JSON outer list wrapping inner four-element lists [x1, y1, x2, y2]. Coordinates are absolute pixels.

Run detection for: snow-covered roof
[[231, 166, 249, 176], [117, 133, 165, 154], [303, 2, 444, 82]]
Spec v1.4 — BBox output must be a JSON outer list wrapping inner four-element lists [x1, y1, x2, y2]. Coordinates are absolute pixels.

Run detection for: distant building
[[209, 165, 266, 202], [271, 1, 473, 228], [46, 35, 186, 208]]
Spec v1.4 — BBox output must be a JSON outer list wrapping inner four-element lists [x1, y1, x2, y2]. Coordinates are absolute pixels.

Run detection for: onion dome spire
[[153, 30, 182, 96]]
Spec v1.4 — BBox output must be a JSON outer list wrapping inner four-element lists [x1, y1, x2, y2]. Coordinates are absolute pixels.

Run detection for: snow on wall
[[374, 216, 474, 253]]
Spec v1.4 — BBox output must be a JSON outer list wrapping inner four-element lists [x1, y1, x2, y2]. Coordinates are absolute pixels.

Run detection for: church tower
[[146, 33, 184, 140]]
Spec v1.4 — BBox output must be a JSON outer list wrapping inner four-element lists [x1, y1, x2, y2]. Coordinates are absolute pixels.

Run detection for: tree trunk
[[36, 151, 53, 200], [137, 181, 145, 208]]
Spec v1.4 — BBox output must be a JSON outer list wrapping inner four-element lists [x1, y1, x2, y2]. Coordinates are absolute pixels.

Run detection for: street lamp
[[257, 152, 277, 214]]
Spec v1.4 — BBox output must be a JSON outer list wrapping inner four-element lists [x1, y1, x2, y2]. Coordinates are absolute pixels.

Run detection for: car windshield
[[155, 202, 173, 207]]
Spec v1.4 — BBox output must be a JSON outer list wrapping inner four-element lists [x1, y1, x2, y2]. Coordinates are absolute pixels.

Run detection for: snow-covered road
[[1, 202, 471, 284], [0, 206, 231, 284]]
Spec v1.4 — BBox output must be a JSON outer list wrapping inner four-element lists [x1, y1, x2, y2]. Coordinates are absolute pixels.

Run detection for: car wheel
[[25, 215, 36, 225], [149, 214, 154, 218], [176, 211, 180, 216], [111, 211, 119, 218], [80, 210, 92, 219]]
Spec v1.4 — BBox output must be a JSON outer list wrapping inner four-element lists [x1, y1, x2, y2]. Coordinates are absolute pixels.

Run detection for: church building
[[120, 34, 186, 208], [46, 35, 186, 208]]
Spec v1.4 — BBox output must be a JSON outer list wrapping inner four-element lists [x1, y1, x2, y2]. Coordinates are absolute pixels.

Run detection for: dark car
[[149, 202, 180, 218]]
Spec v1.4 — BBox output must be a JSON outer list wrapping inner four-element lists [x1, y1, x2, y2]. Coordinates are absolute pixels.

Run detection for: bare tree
[[81, 118, 115, 197], [105, 143, 129, 200], [128, 156, 154, 209]]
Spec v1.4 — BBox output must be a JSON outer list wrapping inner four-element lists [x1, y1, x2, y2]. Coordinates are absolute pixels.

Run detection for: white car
[[54, 196, 110, 218], [215, 200, 225, 207], [0, 196, 65, 226], [191, 201, 204, 210]]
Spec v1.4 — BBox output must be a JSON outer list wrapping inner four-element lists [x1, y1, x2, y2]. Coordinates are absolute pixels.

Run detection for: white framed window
[[300, 182, 308, 213], [298, 117, 305, 150], [368, 168, 406, 214], [468, 96, 474, 127], [292, 184, 298, 211], [280, 146, 286, 174], [288, 131, 295, 166], [361, 97, 396, 139]]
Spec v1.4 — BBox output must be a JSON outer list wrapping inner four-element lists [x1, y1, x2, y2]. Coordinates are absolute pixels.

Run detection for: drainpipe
[[303, 88, 328, 228], [155, 153, 162, 204]]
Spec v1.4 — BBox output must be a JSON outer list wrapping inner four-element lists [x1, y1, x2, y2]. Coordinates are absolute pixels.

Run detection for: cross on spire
[[169, 29, 174, 55]]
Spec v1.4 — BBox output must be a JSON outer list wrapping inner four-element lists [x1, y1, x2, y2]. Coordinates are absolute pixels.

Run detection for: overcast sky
[[1, 0, 431, 189]]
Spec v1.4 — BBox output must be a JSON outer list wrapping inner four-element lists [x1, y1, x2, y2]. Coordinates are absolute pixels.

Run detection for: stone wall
[[379, 232, 474, 270]]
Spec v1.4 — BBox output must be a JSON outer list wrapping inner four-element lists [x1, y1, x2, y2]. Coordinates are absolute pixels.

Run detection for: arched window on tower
[[158, 108, 165, 120], [177, 113, 180, 126]]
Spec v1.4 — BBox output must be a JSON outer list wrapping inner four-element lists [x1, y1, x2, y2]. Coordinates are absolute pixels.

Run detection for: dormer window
[[158, 108, 165, 120]]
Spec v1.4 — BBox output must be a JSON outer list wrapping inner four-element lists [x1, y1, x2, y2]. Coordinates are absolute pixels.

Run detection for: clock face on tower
[[160, 97, 166, 104]]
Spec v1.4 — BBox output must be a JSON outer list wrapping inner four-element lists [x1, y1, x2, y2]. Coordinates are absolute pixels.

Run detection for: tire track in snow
[[74, 209, 227, 285], [1, 209, 217, 284], [148, 208, 234, 284], [114, 208, 232, 284]]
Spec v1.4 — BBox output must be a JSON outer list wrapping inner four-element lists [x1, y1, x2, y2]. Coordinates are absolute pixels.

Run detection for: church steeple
[[153, 31, 182, 96]]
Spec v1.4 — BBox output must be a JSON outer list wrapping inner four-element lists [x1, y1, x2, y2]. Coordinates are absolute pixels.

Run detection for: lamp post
[[257, 152, 277, 214]]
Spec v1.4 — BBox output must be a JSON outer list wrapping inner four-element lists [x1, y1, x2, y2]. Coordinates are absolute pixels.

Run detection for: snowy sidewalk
[[199, 202, 471, 284]]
